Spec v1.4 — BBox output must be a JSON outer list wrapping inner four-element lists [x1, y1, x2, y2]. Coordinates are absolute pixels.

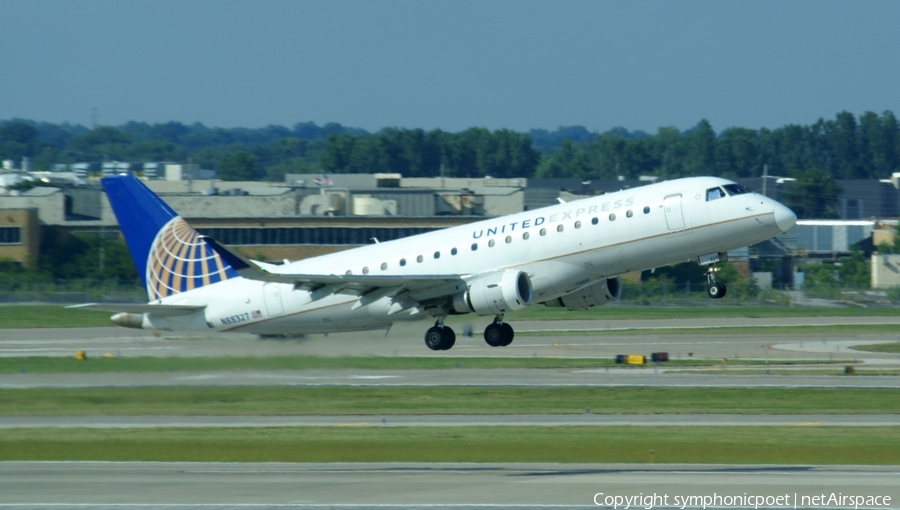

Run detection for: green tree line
[[535, 112, 899, 181], [2, 111, 897, 182]]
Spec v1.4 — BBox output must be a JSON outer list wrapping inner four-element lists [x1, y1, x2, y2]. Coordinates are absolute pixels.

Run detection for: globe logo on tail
[[145, 217, 236, 300]]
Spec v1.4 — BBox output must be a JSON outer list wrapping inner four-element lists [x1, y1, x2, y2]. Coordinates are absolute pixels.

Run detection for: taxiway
[[1, 462, 898, 508]]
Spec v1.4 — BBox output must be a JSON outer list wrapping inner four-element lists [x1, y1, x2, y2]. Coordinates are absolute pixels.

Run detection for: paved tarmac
[[2, 316, 900, 361], [3, 316, 899, 389], [1, 462, 898, 508], [3, 367, 900, 389], [1, 414, 898, 428]]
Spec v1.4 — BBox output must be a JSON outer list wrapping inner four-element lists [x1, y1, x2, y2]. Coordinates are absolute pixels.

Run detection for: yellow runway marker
[[793, 421, 828, 426]]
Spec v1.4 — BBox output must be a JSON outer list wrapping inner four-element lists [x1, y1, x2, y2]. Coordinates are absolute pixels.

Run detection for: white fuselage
[[142, 177, 794, 334]]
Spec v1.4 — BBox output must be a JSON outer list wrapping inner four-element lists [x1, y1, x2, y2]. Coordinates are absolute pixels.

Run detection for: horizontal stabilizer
[[66, 303, 206, 316]]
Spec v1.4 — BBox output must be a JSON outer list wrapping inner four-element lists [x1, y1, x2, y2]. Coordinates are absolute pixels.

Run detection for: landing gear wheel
[[707, 282, 727, 299], [443, 327, 456, 350], [424, 327, 443, 351], [498, 323, 514, 347], [424, 326, 456, 351], [484, 322, 513, 347], [484, 323, 505, 347], [704, 263, 726, 300]]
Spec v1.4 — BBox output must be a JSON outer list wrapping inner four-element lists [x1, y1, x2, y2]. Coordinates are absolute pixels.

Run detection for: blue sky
[[1, 0, 898, 134]]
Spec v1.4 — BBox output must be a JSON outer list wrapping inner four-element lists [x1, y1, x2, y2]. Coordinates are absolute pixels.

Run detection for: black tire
[[484, 323, 505, 347], [498, 323, 514, 346], [707, 282, 726, 299], [424, 326, 445, 351], [441, 327, 456, 350]]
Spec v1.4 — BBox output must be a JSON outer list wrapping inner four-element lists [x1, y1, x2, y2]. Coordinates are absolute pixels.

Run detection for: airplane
[[72, 174, 796, 351]]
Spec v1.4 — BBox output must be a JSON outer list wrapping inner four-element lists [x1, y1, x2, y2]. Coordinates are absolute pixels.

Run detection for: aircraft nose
[[774, 203, 797, 232]]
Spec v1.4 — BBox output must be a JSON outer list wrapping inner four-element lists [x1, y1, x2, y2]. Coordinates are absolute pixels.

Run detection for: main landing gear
[[484, 316, 514, 347], [424, 319, 456, 351], [423, 315, 515, 351]]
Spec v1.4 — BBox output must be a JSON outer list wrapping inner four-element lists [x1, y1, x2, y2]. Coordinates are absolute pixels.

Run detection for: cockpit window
[[706, 187, 725, 201], [723, 184, 752, 195]]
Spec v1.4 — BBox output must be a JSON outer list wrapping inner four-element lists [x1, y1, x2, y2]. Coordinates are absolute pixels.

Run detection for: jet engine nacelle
[[452, 270, 533, 315], [111, 312, 144, 329], [543, 277, 622, 310]]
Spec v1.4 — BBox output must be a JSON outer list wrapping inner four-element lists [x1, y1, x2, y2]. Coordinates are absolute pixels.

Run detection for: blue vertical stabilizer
[[101, 174, 237, 300]]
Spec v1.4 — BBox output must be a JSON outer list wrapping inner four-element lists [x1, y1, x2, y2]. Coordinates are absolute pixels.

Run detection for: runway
[[3, 316, 900, 361], [3, 367, 900, 389], [1, 413, 898, 428], [1, 462, 898, 508]]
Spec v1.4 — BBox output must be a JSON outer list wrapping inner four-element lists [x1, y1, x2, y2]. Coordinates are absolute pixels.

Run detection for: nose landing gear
[[705, 265, 727, 299], [699, 253, 727, 299]]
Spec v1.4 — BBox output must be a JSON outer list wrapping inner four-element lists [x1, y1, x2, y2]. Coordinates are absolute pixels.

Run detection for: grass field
[[514, 305, 900, 321], [2, 426, 897, 464], [853, 342, 900, 353], [0, 305, 113, 328], [2, 387, 897, 416], [519, 324, 900, 336], [2, 304, 898, 329]]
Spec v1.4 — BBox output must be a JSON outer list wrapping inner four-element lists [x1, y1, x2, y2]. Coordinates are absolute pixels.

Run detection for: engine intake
[[543, 277, 621, 310], [452, 270, 533, 315]]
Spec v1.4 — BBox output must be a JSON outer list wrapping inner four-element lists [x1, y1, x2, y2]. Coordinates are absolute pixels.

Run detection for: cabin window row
[[354, 204, 655, 274], [195, 226, 440, 246]]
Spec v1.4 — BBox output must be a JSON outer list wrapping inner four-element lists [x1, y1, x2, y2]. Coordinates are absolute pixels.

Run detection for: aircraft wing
[[66, 303, 206, 316], [199, 235, 467, 303]]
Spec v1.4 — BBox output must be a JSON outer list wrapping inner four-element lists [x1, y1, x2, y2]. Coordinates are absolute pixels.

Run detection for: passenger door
[[663, 194, 685, 230]]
